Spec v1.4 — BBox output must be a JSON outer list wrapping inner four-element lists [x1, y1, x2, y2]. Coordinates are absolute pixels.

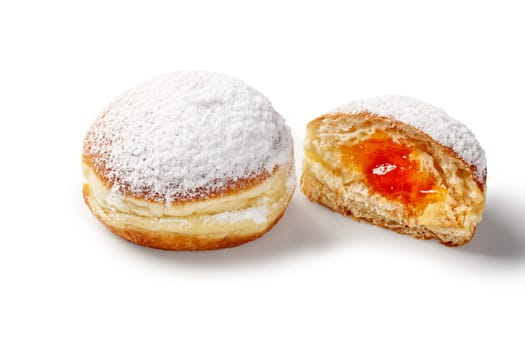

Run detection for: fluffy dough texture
[[301, 96, 486, 246], [82, 71, 295, 250]]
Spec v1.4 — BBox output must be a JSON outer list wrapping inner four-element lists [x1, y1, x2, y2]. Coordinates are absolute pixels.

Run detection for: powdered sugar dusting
[[331, 96, 486, 182], [84, 71, 292, 204]]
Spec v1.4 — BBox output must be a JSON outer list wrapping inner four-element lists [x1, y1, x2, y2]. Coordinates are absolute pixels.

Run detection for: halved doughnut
[[301, 96, 486, 246]]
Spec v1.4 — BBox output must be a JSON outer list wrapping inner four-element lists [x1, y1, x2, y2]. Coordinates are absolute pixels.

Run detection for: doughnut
[[82, 71, 295, 250], [301, 96, 486, 246]]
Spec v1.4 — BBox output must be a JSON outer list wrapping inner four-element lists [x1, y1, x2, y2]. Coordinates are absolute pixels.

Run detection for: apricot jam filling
[[341, 133, 445, 210]]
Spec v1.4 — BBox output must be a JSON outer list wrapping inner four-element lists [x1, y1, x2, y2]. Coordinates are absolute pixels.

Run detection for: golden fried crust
[[83, 183, 289, 250]]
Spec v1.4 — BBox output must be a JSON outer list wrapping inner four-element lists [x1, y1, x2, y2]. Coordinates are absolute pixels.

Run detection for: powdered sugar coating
[[84, 71, 293, 204], [331, 96, 486, 182]]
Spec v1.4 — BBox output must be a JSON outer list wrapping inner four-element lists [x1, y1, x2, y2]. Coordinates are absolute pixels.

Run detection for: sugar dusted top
[[331, 96, 486, 182], [83, 71, 292, 203]]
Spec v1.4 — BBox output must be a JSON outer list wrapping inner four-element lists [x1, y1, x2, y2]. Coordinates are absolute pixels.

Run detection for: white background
[[1, 1, 524, 349]]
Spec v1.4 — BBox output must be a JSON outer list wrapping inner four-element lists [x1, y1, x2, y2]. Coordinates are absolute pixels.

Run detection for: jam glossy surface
[[341, 134, 442, 208]]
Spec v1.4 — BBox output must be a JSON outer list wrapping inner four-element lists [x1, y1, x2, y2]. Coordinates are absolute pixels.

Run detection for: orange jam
[[341, 134, 443, 209]]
